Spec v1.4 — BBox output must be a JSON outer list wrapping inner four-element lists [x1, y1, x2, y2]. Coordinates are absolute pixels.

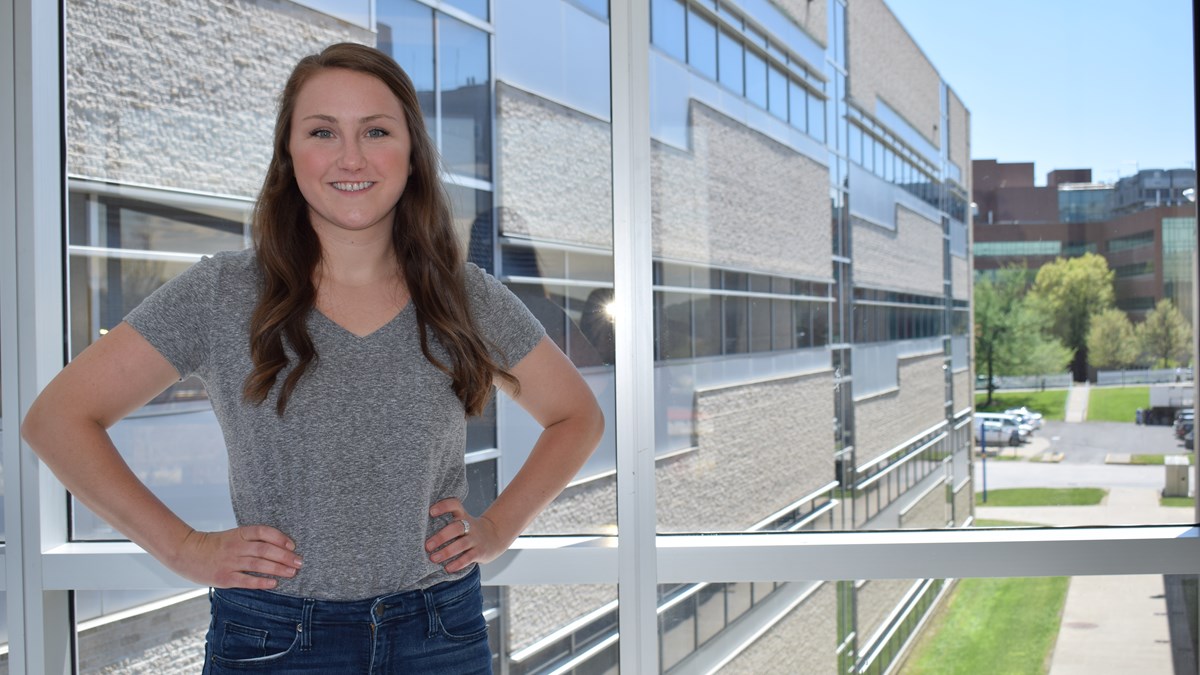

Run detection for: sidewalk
[[977, 488, 1191, 674], [1064, 383, 1090, 422]]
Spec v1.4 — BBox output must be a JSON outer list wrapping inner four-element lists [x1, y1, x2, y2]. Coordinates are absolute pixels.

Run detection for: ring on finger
[[461, 518, 471, 536]]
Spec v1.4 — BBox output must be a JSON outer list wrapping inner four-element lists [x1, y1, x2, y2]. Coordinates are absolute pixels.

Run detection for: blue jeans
[[202, 566, 492, 673]]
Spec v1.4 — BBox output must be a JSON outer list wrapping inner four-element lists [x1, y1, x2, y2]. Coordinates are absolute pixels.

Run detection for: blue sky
[[887, 0, 1195, 186]]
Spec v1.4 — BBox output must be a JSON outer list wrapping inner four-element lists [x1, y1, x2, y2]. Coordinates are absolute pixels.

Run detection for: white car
[[975, 412, 1032, 443], [1005, 407, 1044, 429], [975, 420, 1019, 447]]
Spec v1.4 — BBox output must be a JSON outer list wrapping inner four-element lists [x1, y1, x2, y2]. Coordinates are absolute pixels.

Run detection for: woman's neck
[[312, 227, 401, 288]]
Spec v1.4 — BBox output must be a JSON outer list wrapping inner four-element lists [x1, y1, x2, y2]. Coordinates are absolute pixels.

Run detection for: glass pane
[[744, 49, 767, 108], [652, 0, 686, 62], [717, 29, 743, 95], [492, 0, 614, 533], [378, 0, 437, 138], [686, 10, 717, 80], [767, 64, 788, 120], [439, 15, 491, 180], [443, 0, 488, 21]]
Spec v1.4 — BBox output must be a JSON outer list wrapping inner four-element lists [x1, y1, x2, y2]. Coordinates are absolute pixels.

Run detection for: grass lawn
[[1131, 454, 1195, 465], [1086, 386, 1149, 423], [1161, 496, 1195, 508], [974, 390, 1068, 421], [899, 576, 1068, 675], [975, 487, 1106, 507]]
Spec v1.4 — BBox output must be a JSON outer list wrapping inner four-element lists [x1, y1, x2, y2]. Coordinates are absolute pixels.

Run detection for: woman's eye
[[366, 128, 389, 138], [310, 129, 333, 139]]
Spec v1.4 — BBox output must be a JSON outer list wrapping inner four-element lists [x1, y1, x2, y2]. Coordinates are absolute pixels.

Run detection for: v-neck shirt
[[124, 248, 545, 600]]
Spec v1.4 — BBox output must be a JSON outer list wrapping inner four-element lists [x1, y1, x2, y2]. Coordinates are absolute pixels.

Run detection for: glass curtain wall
[[2, 0, 1198, 673]]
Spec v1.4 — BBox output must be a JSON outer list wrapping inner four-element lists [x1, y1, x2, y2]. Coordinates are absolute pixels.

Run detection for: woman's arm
[[20, 322, 303, 588], [426, 335, 604, 571]]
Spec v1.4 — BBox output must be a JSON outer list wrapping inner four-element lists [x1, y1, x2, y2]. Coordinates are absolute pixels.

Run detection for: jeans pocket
[[208, 592, 301, 668], [433, 583, 489, 642]]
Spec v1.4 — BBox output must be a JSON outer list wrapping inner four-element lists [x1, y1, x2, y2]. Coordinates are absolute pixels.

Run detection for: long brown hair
[[244, 42, 515, 415]]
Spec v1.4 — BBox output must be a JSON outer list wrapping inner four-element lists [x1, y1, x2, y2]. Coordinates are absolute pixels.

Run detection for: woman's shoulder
[[195, 248, 260, 287]]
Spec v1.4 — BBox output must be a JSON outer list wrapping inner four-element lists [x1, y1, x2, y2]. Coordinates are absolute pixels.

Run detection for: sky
[[886, 0, 1196, 186]]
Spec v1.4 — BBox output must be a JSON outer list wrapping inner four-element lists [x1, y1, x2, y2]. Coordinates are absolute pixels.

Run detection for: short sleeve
[[464, 263, 547, 368], [123, 253, 222, 379]]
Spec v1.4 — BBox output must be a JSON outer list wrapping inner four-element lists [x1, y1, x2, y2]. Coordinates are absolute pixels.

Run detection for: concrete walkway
[[977, 488, 1191, 674], [1064, 383, 1090, 422]]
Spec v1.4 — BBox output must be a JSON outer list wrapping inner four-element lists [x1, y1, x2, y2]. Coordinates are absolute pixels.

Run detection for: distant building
[[972, 160, 1196, 328]]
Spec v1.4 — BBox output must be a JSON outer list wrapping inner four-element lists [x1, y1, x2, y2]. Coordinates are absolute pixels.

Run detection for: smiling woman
[[17, 42, 603, 674]]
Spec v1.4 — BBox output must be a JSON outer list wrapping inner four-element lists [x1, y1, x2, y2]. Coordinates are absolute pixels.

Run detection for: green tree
[[1086, 309, 1139, 370], [1027, 253, 1116, 379], [974, 266, 1073, 405], [1136, 298, 1193, 368]]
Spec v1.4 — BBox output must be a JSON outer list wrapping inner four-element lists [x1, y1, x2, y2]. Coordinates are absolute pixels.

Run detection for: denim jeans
[[202, 566, 492, 673]]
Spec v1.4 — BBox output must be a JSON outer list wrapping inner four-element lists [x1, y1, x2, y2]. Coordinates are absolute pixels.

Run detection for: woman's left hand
[[425, 498, 510, 573]]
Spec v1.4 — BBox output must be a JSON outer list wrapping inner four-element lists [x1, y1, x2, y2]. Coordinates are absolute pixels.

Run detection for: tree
[[1086, 309, 1139, 370], [974, 266, 1073, 405], [1136, 298, 1193, 368], [1027, 253, 1116, 380]]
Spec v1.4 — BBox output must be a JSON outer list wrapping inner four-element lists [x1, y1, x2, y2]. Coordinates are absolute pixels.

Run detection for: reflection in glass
[[378, 0, 436, 137], [651, 0, 686, 62], [439, 15, 491, 180], [686, 9, 717, 80]]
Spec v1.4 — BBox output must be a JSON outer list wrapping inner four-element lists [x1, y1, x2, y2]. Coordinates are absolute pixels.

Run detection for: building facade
[[972, 160, 1197, 326], [2, 0, 973, 672]]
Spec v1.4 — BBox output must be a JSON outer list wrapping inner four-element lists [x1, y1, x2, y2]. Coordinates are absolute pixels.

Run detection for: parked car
[[1185, 429, 1194, 451], [975, 420, 1020, 448], [974, 413, 1028, 445], [1005, 406, 1044, 430], [1174, 410, 1194, 439]]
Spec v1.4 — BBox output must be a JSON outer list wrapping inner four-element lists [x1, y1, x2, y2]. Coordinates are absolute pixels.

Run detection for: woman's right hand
[[169, 526, 304, 589]]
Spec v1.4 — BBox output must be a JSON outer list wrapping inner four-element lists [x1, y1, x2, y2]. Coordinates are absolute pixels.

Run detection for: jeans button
[[374, 604, 383, 617]]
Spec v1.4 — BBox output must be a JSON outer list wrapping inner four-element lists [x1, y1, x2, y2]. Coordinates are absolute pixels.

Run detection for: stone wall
[[847, 0, 941, 148], [723, 583, 837, 674], [654, 102, 831, 281], [854, 353, 947, 467], [659, 371, 835, 532], [77, 594, 208, 674], [898, 480, 948, 529], [948, 89, 970, 182], [66, 0, 370, 197], [495, 83, 613, 249], [856, 578, 916, 648], [852, 207, 945, 297], [773, 0, 828, 47]]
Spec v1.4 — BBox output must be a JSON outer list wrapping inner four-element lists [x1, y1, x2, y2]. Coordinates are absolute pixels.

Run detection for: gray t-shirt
[[125, 248, 545, 600]]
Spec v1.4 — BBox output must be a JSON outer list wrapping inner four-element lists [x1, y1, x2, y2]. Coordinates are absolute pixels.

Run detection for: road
[[973, 419, 1191, 492]]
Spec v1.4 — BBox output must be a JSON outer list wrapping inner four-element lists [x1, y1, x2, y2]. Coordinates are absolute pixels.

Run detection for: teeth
[[332, 181, 373, 191]]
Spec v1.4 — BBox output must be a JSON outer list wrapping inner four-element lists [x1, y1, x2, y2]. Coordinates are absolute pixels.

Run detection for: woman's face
[[289, 67, 413, 241]]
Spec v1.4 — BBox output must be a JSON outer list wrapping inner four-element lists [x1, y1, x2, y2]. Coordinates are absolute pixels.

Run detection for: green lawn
[[1161, 496, 1195, 508], [974, 390, 1068, 421], [1086, 386, 1149, 423], [900, 576, 1068, 675], [975, 487, 1106, 507], [1131, 454, 1195, 465]]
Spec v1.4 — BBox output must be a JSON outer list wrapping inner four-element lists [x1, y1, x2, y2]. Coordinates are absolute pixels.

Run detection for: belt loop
[[422, 588, 437, 638], [300, 598, 315, 650]]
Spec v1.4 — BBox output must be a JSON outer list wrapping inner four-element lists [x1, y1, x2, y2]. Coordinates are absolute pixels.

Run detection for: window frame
[[2, 1, 1199, 673]]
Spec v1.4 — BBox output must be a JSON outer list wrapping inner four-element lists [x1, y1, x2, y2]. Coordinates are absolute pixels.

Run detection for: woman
[[21, 43, 603, 673]]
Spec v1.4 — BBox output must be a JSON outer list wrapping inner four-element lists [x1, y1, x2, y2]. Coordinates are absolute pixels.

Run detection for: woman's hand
[[425, 498, 510, 573], [169, 525, 304, 589]]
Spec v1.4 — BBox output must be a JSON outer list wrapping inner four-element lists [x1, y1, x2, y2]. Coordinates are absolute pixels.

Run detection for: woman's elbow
[[581, 400, 605, 452]]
